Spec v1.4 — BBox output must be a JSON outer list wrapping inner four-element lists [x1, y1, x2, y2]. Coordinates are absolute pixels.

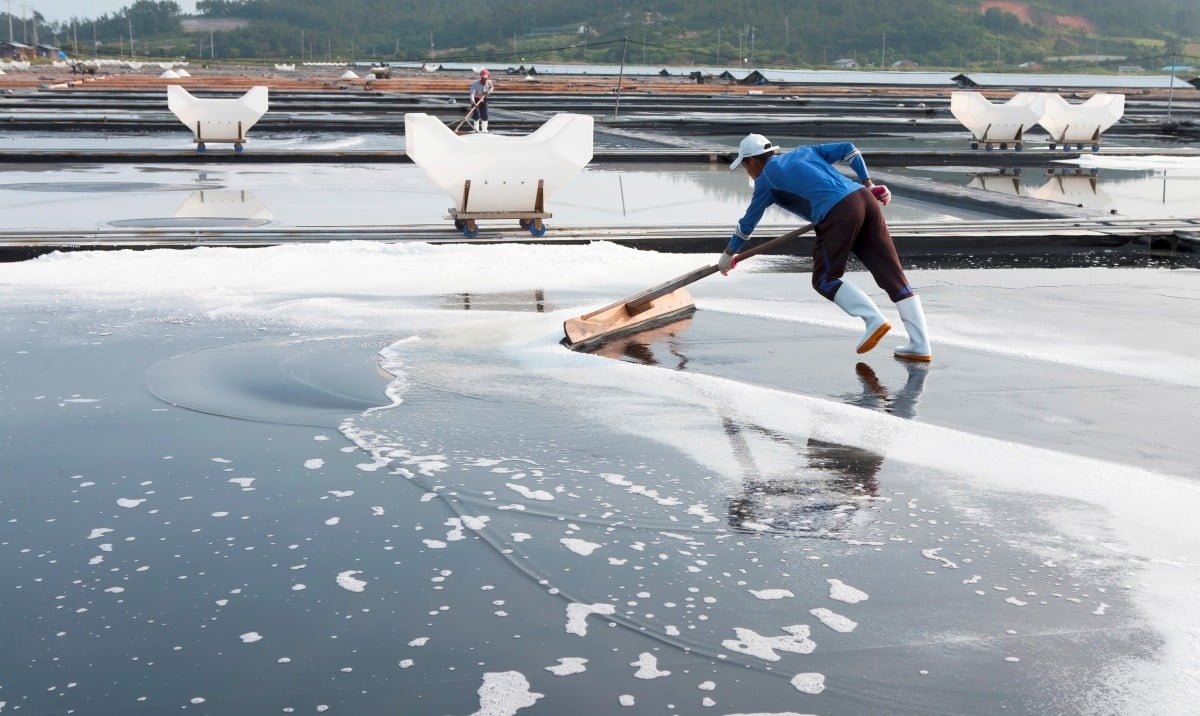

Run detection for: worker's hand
[[870, 184, 892, 205], [718, 250, 737, 275]]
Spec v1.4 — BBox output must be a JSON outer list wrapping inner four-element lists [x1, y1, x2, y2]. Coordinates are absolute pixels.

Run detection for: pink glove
[[870, 184, 892, 205]]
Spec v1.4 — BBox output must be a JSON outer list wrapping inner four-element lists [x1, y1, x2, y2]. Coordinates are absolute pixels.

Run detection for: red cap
[[480, 69, 489, 77]]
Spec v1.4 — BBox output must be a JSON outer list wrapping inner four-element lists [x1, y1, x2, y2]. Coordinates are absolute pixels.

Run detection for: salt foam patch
[[810, 607, 857, 633], [472, 671, 543, 716], [565, 602, 615, 636], [827, 578, 869, 604], [791, 672, 826, 694], [545, 657, 587, 676], [721, 625, 815, 662], [631, 652, 670, 679], [335, 570, 366, 592]]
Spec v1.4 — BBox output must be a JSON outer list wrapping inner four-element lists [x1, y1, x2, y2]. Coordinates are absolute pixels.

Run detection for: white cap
[[729, 133, 775, 169]]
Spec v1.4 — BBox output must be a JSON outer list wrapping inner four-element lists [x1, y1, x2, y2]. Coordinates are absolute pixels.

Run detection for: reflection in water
[[108, 188, 274, 228], [440, 289, 552, 312], [174, 189, 273, 221], [586, 317, 931, 536], [969, 167, 1114, 211], [967, 168, 1023, 196], [846, 360, 928, 419], [1032, 169, 1113, 211], [726, 361, 928, 535]]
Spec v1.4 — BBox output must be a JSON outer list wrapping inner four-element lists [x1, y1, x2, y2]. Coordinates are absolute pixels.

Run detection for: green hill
[[31, 0, 1200, 69]]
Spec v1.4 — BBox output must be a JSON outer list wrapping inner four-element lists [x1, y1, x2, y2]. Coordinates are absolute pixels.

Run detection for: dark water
[[0, 300, 1160, 714]]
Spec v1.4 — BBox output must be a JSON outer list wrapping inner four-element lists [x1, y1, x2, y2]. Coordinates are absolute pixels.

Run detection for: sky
[[35, 0, 197, 24]]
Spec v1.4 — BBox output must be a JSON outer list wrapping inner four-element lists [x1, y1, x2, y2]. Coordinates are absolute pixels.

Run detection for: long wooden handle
[[621, 224, 814, 314], [453, 95, 487, 132]]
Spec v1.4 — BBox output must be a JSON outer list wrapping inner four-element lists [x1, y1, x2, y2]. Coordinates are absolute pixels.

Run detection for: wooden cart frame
[[446, 179, 551, 238]]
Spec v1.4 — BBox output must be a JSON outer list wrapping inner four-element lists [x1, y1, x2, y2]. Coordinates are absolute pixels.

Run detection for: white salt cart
[[950, 91, 1047, 151], [167, 85, 269, 153], [404, 112, 593, 237]]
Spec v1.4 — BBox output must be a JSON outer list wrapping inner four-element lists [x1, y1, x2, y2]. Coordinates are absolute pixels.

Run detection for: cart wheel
[[462, 220, 479, 238], [999, 142, 1008, 150], [1048, 143, 1056, 151], [1092, 144, 1100, 152], [984, 143, 993, 151], [970, 141, 979, 150], [234, 143, 244, 153], [518, 218, 531, 229], [528, 219, 547, 237], [453, 219, 465, 230], [196, 142, 206, 152], [1014, 142, 1023, 152]]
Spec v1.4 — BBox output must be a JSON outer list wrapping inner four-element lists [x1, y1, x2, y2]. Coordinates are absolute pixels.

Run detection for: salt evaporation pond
[[2, 241, 1198, 715]]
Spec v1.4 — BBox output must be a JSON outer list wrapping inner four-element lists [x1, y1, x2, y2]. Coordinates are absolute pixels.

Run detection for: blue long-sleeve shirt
[[727, 142, 871, 252]]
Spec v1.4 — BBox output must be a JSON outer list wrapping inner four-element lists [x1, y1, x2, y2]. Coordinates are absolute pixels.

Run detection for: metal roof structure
[[382, 61, 1194, 91], [952, 72, 1191, 90]]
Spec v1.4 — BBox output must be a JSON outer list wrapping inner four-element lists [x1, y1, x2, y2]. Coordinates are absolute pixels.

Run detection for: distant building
[[1018, 61, 1044, 70], [35, 44, 64, 59], [1046, 54, 1126, 62], [891, 60, 919, 69], [0, 41, 36, 61], [180, 18, 250, 33], [1118, 65, 1145, 73], [1161, 64, 1194, 73], [833, 58, 858, 68]]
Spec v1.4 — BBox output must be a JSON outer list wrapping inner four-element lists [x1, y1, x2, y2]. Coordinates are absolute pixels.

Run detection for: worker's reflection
[[726, 360, 928, 535]]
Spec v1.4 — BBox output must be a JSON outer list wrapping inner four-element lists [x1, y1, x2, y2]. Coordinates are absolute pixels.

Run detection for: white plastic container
[[405, 112, 593, 213], [1037, 93, 1125, 150], [950, 91, 1047, 149], [167, 85, 269, 152]]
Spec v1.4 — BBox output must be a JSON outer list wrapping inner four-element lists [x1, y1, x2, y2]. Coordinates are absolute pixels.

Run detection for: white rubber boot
[[833, 282, 891, 354], [893, 295, 932, 362], [481, 120, 489, 133], [472, 119, 480, 132]]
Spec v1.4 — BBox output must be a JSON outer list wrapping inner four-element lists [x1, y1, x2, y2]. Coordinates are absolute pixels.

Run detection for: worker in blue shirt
[[720, 134, 931, 361]]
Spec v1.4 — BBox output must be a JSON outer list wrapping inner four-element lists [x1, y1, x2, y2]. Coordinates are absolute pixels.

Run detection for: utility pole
[[716, 28, 720, 63], [128, 15, 133, 58], [613, 37, 627, 119], [7, 0, 12, 43], [881, 31, 886, 68], [1167, 51, 1177, 122], [300, 29, 304, 59]]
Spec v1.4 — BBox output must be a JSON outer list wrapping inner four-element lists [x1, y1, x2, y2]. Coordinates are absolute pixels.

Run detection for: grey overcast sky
[[30, 1, 197, 24]]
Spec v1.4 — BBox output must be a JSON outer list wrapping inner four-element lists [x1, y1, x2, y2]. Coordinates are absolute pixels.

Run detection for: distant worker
[[719, 134, 931, 361], [469, 68, 495, 133]]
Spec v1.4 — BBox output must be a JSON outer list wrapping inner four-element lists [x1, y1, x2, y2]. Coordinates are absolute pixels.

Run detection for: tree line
[[18, 0, 1200, 69]]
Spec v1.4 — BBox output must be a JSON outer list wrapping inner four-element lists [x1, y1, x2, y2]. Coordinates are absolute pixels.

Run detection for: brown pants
[[812, 188, 913, 303]]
